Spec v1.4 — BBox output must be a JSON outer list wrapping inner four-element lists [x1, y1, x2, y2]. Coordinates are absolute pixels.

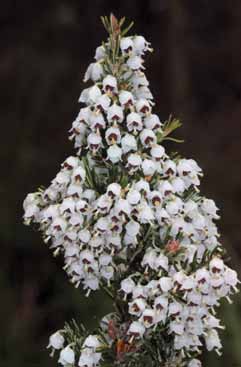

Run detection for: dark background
[[1, 0, 241, 366]]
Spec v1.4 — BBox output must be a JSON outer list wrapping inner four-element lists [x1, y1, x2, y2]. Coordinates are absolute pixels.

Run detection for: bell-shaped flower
[[121, 134, 137, 153], [127, 189, 141, 205], [127, 154, 142, 172], [134, 179, 150, 196], [127, 55, 144, 71], [72, 166, 86, 183], [47, 331, 65, 350], [126, 112, 143, 133], [224, 267, 239, 289], [133, 35, 151, 55], [58, 346, 75, 366], [121, 277, 136, 295], [155, 254, 169, 271], [94, 45, 105, 60], [158, 277, 173, 293], [144, 114, 162, 130], [150, 145, 165, 161], [126, 220, 140, 237], [142, 159, 156, 176], [107, 144, 122, 163], [158, 181, 174, 196], [188, 359, 202, 367], [87, 133, 102, 153], [210, 258, 224, 274], [62, 156, 80, 170], [129, 298, 146, 316], [102, 75, 117, 93], [148, 190, 162, 207], [90, 112, 106, 131], [201, 198, 219, 219], [105, 127, 121, 145], [119, 90, 134, 107], [135, 98, 151, 115], [107, 183, 121, 199], [171, 177, 185, 194], [95, 94, 111, 112], [140, 129, 157, 147], [83, 335, 101, 350], [120, 37, 134, 53], [84, 62, 103, 82], [79, 85, 102, 104], [128, 321, 145, 338], [78, 348, 101, 367], [141, 308, 156, 328], [107, 103, 124, 123], [134, 85, 153, 100], [205, 329, 222, 353], [78, 229, 91, 244]]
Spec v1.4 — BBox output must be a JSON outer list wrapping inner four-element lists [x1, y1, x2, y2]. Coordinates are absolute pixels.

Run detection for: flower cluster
[[23, 15, 239, 367]]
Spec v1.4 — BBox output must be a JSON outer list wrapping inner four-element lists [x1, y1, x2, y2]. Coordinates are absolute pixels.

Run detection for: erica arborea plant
[[23, 14, 239, 367]]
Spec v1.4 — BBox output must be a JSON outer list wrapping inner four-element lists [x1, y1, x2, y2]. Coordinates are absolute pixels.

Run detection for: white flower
[[121, 277, 136, 294], [126, 220, 140, 236], [210, 257, 224, 273], [84, 62, 103, 82], [142, 249, 157, 269], [128, 321, 145, 338], [171, 177, 185, 193], [127, 189, 141, 205], [140, 129, 157, 147], [120, 37, 134, 53], [47, 331, 65, 350], [78, 348, 101, 367], [205, 329, 222, 352], [129, 298, 146, 316], [87, 133, 102, 152], [96, 94, 111, 111], [158, 277, 173, 292], [134, 179, 150, 195], [23, 193, 41, 219], [90, 112, 106, 130], [107, 103, 124, 123], [121, 134, 137, 153], [102, 75, 117, 92], [127, 55, 144, 70], [163, 160, 176, 176], [126, 112, 143, 132], [188, 359, 202, 367], [94, 45, 105, 60], [62, 156, 79, 170], [59, 346, 75, 366], [155, 254, 169, 271], [138, 203, 155, 223], [133, 35, 151, 55], [142, 159, 156, 176], [144, 114, 162, 130], [105, 127, 121, 145], [141, 308, 156, 327], [83, 335, 101, 350], [127, 154, 142, 172], [135, 98, 151, 115], [201, 198, 219, 219], [150, 145, 165, 161], [79, 85, 102, 104], [119, 90, 134, 107], [72, 166, 86, 182], [224, 267, 239, 288], [107, 145, 122, 163]]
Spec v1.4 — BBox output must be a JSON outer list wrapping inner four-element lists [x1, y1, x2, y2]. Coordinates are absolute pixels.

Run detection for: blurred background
[[1, 0, 241, 366]]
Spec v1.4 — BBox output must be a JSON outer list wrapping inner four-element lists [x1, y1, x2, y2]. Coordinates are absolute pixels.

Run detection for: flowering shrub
[[23, 14, 239, 367]]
